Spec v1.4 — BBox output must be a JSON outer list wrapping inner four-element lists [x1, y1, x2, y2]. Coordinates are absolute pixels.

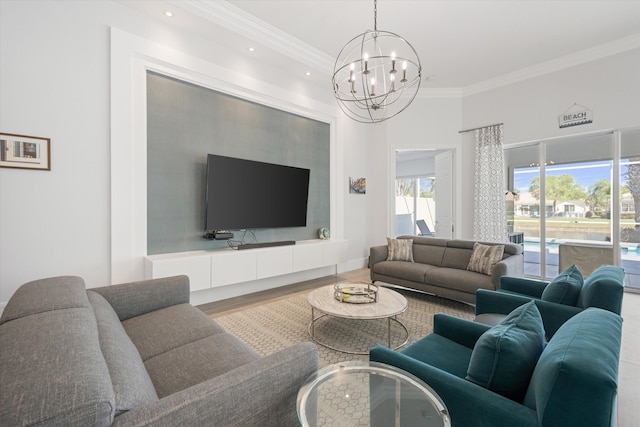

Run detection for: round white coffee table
[[307, 282, 409, 354]]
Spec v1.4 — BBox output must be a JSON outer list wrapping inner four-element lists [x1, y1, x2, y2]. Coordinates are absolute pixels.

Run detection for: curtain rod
[[458, 123, 503, 134]]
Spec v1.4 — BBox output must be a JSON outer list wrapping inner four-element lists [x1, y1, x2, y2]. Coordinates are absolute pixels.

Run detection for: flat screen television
[[204, 154, 310, 232]]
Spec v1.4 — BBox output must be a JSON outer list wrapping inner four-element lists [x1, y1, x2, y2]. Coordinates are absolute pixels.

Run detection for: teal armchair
[[475, 264, 624, 338], [370, 308, 622, 427]]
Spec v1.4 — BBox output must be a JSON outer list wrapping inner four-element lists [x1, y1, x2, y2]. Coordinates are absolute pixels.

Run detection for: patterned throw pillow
[[467, 242, 505, 275], [386, 238, 414, 262]]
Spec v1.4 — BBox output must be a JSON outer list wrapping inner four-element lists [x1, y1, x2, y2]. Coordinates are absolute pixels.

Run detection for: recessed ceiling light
[[164, 11, 173, 17], [305, 72, 312, 76], [248, 47, 255, 52]]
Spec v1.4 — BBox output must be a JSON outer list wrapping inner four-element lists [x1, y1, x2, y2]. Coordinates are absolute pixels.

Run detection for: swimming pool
[[522, 239, 640, 261]]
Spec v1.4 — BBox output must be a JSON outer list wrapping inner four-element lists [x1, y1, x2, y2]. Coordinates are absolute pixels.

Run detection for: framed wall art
[[349, 177, 366, 194], [0, 133, 51, 171]]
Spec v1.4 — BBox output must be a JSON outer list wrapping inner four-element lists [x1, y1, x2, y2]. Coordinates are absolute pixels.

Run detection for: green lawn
[[514, 217, 636, 229]]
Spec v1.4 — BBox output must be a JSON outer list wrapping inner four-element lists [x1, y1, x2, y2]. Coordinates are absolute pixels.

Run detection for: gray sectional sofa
[[370, 236, 524, 304], [0, 275, 318, 426]]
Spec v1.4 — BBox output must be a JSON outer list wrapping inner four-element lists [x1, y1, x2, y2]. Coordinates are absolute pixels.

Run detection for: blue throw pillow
[[541, 265, 583, 306], [466, 301, 546, 402]]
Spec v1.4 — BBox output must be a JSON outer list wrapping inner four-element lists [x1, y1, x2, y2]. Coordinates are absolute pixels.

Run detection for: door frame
[[388, 144, 462, 239]]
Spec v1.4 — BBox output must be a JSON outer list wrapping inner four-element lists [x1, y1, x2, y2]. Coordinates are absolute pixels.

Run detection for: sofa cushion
[[145, 333, 260, 397], [466, 301, 545, 401], [576, 265, 625, 313], [373, 260, 437, 283], [411, 238, 447, 266], [426, 267, 494, 293], [523, 308, 622, 426], [467, 243, 505, 275], [0, 276, 88, 324], [0, 309, 115, 426], [401, 333, 474, 379], [541, 265, 583, 306], [88, 291, 158, 415], [387, 237, 414, 262], [122, 303, 226, 361], [441, 247, 473, 269]]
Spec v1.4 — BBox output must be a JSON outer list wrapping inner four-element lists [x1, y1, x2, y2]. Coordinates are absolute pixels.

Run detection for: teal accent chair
[[475, 264, 624, 338], [370, 308, 622, 427]]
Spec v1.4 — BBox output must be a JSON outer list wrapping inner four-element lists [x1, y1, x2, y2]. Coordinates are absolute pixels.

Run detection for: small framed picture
[[0, 133, 51, 171], [349, 177, 366, 194]]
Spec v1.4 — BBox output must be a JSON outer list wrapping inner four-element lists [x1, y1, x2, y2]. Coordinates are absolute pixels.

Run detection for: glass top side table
[[297, 361, 450, 427]]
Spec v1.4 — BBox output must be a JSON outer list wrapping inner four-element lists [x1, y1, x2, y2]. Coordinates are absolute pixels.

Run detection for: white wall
[[0, 1, 115, 302], [458, 48, 640, 238], [462, 48, 640, 145], [0, 0, 368, 304], [381, 96, 465, 238], [340, 118, 380, 269], [385, 49, 640, 241]]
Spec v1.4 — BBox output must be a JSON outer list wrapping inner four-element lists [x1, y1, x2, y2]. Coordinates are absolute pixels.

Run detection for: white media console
[[144, 239, 348, 299]]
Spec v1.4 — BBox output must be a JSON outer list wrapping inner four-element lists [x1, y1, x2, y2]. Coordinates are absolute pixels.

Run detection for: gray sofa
[[370, 236, 524, 304], [0, 275, 318, 426]]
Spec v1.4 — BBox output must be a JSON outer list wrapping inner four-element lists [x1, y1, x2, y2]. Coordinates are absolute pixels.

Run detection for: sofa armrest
[[112, 342, 318, 427], [433, 313, 491, 349], [369, 245, 388, 268], [500, 276, 548, 298], [490, 254, 524, 289], [475, 289, 583, 339], [90, 275, 190, 321], [370, 346, 538, 427], [475, 289, 534, 316]]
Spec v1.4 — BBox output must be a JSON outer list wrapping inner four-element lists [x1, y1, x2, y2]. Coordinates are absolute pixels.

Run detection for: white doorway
[[435, 150, 454, 238], [395, 149, 455, 238]]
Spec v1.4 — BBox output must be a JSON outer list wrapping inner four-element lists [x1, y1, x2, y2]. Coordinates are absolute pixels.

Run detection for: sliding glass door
[[505, 144, 540, 277], [505, 128, 640, 289], [620, 129, 640, 290]]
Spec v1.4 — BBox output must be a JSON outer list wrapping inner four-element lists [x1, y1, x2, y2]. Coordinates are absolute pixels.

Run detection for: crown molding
[[417, 87, 464, 98], [168, 0, 334, 73], [166, 2, 640, 99], [463, 33, 640, 97]]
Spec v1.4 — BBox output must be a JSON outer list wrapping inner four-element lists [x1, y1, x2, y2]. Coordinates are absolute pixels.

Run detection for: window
[[505, 128, 640, 290]]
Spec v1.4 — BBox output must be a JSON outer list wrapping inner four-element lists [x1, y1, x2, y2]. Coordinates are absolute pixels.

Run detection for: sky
[[513, 160, 630, 193]]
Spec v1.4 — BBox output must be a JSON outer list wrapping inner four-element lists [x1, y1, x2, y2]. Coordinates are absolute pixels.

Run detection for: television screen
[[205, 154, 310, 231]]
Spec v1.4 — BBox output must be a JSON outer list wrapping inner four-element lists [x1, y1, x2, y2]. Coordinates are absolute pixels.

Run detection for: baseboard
[[338, 257, 369, 273], [190, 265, 337, 306]]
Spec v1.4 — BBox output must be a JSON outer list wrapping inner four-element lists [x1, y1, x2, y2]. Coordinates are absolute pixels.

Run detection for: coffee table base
[[308, 308, 409, 355]]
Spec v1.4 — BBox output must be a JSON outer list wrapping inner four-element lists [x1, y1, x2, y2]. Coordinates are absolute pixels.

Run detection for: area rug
[[214, 288, 475, 367]]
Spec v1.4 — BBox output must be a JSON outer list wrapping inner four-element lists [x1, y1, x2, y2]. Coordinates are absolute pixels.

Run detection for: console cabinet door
[[256, 246, 294, 279], [211, 250, 257, 287], [146, 254, 211, 292]]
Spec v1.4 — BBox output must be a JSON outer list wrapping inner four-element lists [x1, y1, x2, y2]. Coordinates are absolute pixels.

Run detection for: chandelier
[[332, 0, 422, 123]]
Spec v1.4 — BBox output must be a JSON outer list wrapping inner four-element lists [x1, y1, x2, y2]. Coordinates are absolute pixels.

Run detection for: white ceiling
[[120, 0, 640, 92]]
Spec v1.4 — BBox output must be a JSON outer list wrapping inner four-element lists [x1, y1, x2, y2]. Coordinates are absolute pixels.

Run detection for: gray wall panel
[[147, 72, 330, 254]]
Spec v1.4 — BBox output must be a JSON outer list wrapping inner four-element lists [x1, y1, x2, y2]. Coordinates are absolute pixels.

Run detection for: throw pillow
[[467, 242, 505, 275], [541, 264, 583, 306], [386, 238, 414, 262], [466, 301, 546, 402]]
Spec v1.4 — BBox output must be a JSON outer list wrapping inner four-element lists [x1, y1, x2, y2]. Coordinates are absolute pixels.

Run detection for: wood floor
[[198, 268, 640, 427], [198, 268, 370, 318]]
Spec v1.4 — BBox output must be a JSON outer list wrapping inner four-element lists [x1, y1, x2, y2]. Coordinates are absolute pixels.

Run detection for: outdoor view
[[512, 157, 640, 288], [394, 133, 639, 289], [395, 177, 436, 237]]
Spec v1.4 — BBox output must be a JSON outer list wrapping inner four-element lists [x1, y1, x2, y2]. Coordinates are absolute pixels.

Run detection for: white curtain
[[473, 125, 507, 242]]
